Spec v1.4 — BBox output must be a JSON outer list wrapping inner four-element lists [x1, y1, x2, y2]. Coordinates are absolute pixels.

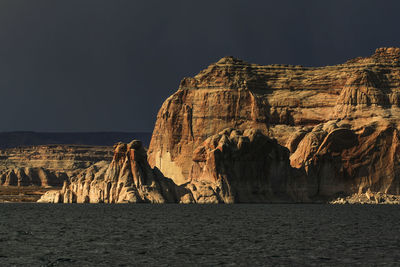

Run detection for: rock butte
[[39, 47, 400, 203]]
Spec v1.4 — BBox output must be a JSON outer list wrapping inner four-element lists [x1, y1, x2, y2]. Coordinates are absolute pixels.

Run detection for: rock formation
[[39, 130, 309, 203], [188, 128, 307, 203], [0, 145, 113, 187], [330, 189, 400, 204], [0, 167, 68, 187], [39, 141, 193, 203], [148, 47, 400, 201], [38, 47, 400, 204]]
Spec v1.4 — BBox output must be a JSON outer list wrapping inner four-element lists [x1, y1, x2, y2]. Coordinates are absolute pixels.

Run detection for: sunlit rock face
[[38, 47, 400, 203], [148, 48, 400, 200], [39, 141, 193, 203], [39, 131, 308, 204], [0, 167, 68, 187], [0, 145, 113, 187]]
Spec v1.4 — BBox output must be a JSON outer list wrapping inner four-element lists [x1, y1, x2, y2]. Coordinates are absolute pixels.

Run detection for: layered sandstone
[[148, 47, 400, 201], [188, 128, 307, 203], [39, 141, 193, 203], [39, 131, 306, 203], [38, 47, 400, 204], [0, 145, 113, 187]]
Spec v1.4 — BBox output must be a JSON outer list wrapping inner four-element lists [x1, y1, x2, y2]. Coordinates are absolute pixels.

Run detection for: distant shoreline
[[0, 131, 152, 149], [1, 186, 399, 205]]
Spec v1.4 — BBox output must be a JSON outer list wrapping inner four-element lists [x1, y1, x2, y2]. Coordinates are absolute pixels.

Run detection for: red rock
[[39, 47, 400, 203], [188, 128, 307, 203], [0, 145, 112, 187], [40, 140, 193, 203], [148, 48, 400, 201]]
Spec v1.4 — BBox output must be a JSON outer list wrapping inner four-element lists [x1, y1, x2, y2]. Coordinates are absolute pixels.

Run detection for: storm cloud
[[0, 0, 399, 131]]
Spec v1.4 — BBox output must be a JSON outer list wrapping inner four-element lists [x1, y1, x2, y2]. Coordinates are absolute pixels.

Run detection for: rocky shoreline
[[0, 186, 59, 203], [329, 191, 400, 205]]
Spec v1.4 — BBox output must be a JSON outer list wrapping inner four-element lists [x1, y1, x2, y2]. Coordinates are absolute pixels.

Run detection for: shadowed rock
[[188, 128, 307, 203]]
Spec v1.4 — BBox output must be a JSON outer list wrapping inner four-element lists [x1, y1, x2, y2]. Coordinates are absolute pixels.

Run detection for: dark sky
[[0, 0, 400, 132]]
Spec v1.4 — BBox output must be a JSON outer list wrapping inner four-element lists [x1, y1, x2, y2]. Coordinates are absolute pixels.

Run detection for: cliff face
[[188, 128, 307, 203], [0, 167, 68, 187], [39, 132, 306, 203], [148, 47, 400, 200], [38, 47, 400, 203], [304, 121, 400, 197], [0, 145, 113, 187], [39, 141, 193, 203]]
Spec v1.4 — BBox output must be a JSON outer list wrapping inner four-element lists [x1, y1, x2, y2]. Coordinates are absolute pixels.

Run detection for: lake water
[[0, 204, 399, 266]]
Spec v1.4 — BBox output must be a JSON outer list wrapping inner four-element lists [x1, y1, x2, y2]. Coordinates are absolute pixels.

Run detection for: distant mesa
[[0, 131, 152, 149]]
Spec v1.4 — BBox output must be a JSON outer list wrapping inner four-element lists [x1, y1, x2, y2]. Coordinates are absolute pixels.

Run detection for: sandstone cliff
[[188, 128, 307, 203], [38, 48, 400, 203], [0, 145, 113, 187], [39, 131, 308, 203], [39, 141, 193, 203], [148, 47, 400, 201]]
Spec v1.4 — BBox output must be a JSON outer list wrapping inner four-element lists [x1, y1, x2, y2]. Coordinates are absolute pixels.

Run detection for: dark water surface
[[0, 204, 399, 266]]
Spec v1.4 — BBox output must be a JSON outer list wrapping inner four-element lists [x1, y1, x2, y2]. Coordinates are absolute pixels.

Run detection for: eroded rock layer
[[148, 47, 400, 200], [188, 128, 307, 203], [39, 141, 193, 203], [39, 48, 400, 203], [39, 131, 309, 203], [0, 145, 113, 187]]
